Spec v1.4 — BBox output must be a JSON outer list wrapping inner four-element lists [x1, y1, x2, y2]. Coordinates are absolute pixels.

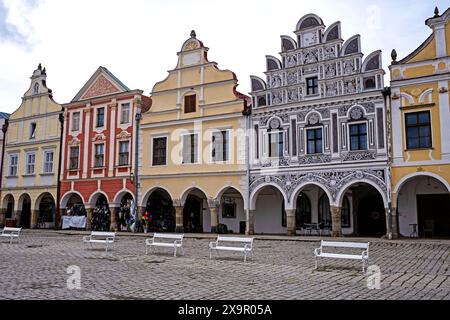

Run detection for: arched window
[[342, 196, 351, 228], [318, 194, 331, 228], [296, 192, 311, 228]]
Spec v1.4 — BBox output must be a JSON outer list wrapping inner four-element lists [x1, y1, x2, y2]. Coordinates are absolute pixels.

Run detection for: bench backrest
[[2, 227, 22, 234], [321, 241, 369, 250], [217, 236, 254, 246], [153, 233, 184, 240], [90, 231, 116, 239]]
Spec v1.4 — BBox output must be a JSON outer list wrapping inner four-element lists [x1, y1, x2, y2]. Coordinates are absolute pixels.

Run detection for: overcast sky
[[0, 0, 448, 114]]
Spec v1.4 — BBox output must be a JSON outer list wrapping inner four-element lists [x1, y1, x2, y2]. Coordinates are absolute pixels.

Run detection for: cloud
[[0, 0, 39, 47]]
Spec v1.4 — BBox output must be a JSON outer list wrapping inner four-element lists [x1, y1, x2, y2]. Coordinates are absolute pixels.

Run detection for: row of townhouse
[[1, 8, 449, 239]]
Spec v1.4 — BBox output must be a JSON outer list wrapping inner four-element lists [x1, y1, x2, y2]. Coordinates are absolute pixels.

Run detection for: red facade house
[[59, 67, 150, 231]]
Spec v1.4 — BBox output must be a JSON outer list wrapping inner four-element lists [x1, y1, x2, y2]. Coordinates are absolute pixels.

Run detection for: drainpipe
[[0, 120, 9, 214], [383, 87, 393, 240], [133, 111, 142, 232], [243, 101, 251, 236], [55, 111, 64, 230]]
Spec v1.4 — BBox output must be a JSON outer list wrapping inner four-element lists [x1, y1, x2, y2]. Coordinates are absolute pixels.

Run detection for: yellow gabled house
[[390, 7, 450, 238], [138, 31, 251, 234], [0, 65, 63, 229]]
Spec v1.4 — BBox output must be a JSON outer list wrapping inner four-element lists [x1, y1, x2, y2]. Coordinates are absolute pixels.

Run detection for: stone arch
[[141, 186, 175, 207], [60, 191, 85, 209], [2, 194, 14, 210], [296, 14, 324, 31], [305, 111, 323, 126], [266, 55, 282, 71], [398, 92, 415, 106], [34, 192, 55, 211], [337, 179, 388, 209], [419, 88, 434, 104], [324, 22, 341, 42], [250, 183, 289, 211], [180, 186, 209, 206], [394, 172, 450, 195], [281, 35, 297, 51], [289, 181, 333, 209], [342, 35, 361, 55], [112, 189, 135, 206], [346, 104, 367, 121], [215, 186, 247, 210], [88, 191, 110, 208], [250, 76, 267, 92], [362, 50, 382, 72], [18, 193, 32, 210]]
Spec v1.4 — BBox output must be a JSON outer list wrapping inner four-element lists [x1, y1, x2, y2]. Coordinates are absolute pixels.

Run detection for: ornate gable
[[71, 67, 130, 103], [81, 75, 121, 100]]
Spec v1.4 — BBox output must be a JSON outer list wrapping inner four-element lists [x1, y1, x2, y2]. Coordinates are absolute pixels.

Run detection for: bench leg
[[210, 249, 212, 260], [244, 252, 247, 263], [315, 257, 318, 270], [146, 246, 148, 255], [174, 247, 177, 258]]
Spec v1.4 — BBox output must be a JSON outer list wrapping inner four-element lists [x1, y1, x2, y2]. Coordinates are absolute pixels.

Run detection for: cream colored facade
[[389, 7, 450, 238], [0, 65, 62, 229], [138, 31, 250, 233]]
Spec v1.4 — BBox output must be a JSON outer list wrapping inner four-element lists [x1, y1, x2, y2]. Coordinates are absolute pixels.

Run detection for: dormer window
[[184, 95, 196, 113]]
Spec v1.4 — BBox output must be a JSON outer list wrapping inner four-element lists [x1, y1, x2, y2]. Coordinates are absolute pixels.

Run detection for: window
[[307, 128, 323, 154], [30, 123, 37, 139], [153, 137, 167, 166], [96, 107, 105, 128], [9, 154, 18, 176], [184, 95, 196, 113], [306, 77, 319, 95], [349, 123, 368, 151], [212, 130, 229, 162], [121, 103, 131, 124], [268, 131, 284, 158], [118, 141, 130, 166], [72, 112, 80, 132], [26, 152, 36, 175], [43, 151, 54, 173], [94, 144, 105, 168], [69, 147, 79, 170], [318, 194, 331, 228], [405, 111, 432, 149], [342, 196, 351, 228], [182, 134, 198, 164]]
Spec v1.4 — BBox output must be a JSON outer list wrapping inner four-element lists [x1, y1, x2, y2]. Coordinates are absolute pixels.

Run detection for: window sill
[[405, 147, 434, 152], [92, 166, 106, 170], [152, 164, 168, 167], [68, 168, 80, 172], [5, 175, 18, 179], [22, 174, 36, 177], [116, 165, 131, 169], [40, 173, 55, 176]]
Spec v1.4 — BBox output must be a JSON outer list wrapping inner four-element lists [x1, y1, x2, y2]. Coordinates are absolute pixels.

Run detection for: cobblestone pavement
[[0, 230, 449, 300]]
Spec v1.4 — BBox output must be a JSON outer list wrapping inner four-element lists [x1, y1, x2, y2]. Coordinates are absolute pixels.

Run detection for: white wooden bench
[[209, 236, 254, 263], [83, 231, 116, 252], [1, 227, 22, 244], [314, 240, 370, 272], [145, 233, 184, 257]]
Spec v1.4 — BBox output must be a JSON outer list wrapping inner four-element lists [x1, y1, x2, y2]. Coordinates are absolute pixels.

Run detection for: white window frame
[[8, 153, 18, 177], [69, 146, 80, 170], [95, 106, 106, 130], [181, 132, 200, 165], [152, 135, 168, 167], [43, 150, 55, 174], [305, 126, 324, 155], [263, 130, 287, 159], [71, 111, 81, 132], [211, 129, 231, 164], [25, 152, 36, 175], [120, 103, 131, 125], [117, 140, 131, 167], [93, 143, 105, 168], [347, 121, 369, 152]]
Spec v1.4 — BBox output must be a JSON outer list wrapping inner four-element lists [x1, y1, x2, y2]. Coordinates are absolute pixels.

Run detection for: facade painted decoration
[[0, 65, 62, 229], [60, 67, 150, 231], [390, 7, 450, 238], [138, 31, 251, 234], [249, 14, 389, 237]]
